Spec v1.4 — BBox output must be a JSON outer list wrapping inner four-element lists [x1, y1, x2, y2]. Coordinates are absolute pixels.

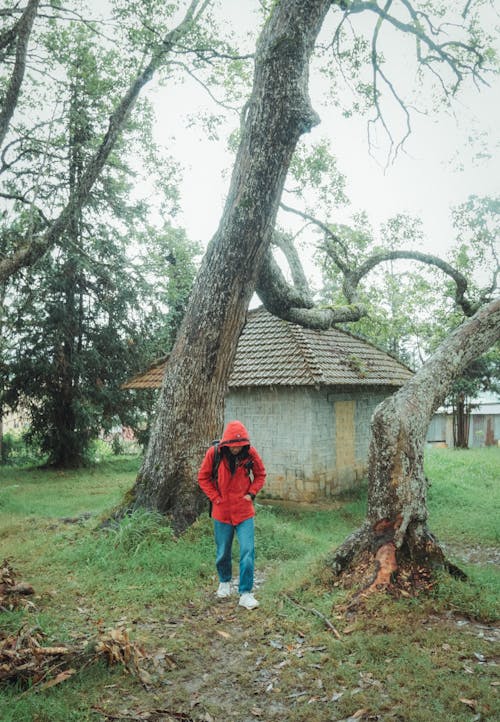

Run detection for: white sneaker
[[239, 592, 259, 610], [216, 582, 231, 598]]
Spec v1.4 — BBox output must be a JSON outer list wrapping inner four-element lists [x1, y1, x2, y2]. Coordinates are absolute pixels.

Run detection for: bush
[[0, 431, 43, 466], [1, 432, 14, 463]]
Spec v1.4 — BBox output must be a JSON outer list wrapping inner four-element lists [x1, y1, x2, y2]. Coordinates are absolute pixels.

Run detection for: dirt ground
[[90, 564, 499, 722], [3, 549, 498, 722], [87, 567, 354, 722]]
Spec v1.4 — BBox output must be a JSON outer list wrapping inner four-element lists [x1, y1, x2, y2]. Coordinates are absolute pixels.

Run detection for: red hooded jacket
[[198, 420, 266, 525]]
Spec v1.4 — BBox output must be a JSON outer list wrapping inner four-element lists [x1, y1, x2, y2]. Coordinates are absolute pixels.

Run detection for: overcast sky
[[145, 0, 499, 276]]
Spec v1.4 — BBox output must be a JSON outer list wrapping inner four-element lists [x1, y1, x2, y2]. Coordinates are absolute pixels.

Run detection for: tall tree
[[329, 298, 499, 588], [1, 22, 199, 466], [129, 0, 498, 560]]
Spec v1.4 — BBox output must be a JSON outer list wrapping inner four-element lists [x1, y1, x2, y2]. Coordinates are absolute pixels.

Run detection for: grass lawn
[[0, 448, 498, 721]]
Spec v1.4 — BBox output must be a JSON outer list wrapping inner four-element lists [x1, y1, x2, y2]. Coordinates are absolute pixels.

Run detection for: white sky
[[144, 0, 499, 283]]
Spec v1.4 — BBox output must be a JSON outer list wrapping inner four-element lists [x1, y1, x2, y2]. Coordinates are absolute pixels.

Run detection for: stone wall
[[225, 386, 392, 501]]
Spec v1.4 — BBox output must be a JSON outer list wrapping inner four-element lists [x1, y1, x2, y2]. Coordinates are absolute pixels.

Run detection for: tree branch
[[0, 0, 40, 149], [280, 201, 350, 272], [283, 202, 483, 317], [272, 230, 313, 301], [255, 234, 367, 329], [169, 60, 242, 113], [347, 0, 488, 89], [349, 249, 477, 315], [0, 0, 211, 283]]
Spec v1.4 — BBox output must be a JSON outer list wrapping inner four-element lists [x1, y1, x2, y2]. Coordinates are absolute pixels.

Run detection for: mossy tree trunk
[[329, 299, 500, 589], [129, 0, 332, 532]]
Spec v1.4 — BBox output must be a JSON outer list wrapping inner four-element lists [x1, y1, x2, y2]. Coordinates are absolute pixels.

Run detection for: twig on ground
[[282, 594, 342, 640]]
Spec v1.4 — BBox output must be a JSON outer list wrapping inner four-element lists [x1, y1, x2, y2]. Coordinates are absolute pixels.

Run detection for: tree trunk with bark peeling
[[329, 299, 500, 593], [128, 0, 332, 532]]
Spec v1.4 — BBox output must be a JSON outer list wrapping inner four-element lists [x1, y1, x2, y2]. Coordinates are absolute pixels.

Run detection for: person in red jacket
[[198, 420, 266, 610]]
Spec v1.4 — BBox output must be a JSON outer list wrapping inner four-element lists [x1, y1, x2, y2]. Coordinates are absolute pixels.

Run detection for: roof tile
[[122, 307, 413, 389]]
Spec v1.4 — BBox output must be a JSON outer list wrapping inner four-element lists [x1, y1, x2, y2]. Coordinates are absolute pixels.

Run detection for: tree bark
[[329, 299, 500, 590], [453, 393, 470, 448], [0, 0, 39, 149], [129, 0, 332, 532]]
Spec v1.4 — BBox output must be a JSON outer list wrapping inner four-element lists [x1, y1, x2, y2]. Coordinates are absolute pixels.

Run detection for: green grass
[[0, 448, 498, 721], [425, 447, 500, 544], [0, 456, 140, 518]]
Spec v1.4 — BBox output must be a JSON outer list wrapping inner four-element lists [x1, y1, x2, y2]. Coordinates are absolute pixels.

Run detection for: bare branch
[[174, 44, 254, 62], [348, 0, 488, 89], [280, 201, 350, 272], [367, 0, 413, 165], [169, 60, 242, 113], [329, 0, 493, 163]]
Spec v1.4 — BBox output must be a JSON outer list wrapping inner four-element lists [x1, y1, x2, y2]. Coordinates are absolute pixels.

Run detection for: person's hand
[[243, 494, 252, 501]]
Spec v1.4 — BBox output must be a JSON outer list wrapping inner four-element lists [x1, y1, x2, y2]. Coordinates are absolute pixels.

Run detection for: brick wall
[[225, 386, 393, 501]]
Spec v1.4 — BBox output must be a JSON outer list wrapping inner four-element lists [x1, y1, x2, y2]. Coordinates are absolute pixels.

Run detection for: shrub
[[0, 431, 43, 466]]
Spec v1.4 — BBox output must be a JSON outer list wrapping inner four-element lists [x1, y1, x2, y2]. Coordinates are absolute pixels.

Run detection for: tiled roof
[[122, 307, 413, 390], [122, 357, 168, 389]]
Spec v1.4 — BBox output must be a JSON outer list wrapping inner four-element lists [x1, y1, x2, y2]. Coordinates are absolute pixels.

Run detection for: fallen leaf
[[216, 630, 231, 639], [351, 708, 370, 719], [138, 668, 153, 687], [33, 646, 69, 656], [459, 698, 478, 710], [39, 668, 76, 689]]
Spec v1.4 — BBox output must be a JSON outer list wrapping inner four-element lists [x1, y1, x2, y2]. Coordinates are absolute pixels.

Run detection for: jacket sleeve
[[198, 446, 221, 503], [248, 447, 266, 497]]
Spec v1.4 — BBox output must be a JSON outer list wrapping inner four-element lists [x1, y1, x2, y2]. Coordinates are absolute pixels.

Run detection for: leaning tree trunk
[[330, 299, 500, 591], [128, 0, 332, 532]]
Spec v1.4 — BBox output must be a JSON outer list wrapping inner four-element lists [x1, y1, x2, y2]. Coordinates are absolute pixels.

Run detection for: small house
[[123, 308, 413, 501]]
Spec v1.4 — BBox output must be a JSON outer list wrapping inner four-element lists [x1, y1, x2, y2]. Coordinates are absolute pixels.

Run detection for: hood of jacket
[[219, 420, 250, 447]]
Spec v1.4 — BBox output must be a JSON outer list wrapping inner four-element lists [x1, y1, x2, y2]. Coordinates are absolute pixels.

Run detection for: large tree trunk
[[329, 299, 500, 592], [129, 0, 332, 532]]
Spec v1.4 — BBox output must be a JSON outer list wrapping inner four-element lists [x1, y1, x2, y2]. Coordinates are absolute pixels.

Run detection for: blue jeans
[[214, 517, 255, 594]]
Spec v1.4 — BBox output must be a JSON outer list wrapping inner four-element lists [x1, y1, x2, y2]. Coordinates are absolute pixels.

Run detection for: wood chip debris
[[0, 623, 153, 690]]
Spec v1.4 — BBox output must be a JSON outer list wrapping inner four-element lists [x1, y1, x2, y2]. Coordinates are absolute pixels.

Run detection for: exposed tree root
[[328, 519, 466, 609], [365, 541, 398, 593]]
